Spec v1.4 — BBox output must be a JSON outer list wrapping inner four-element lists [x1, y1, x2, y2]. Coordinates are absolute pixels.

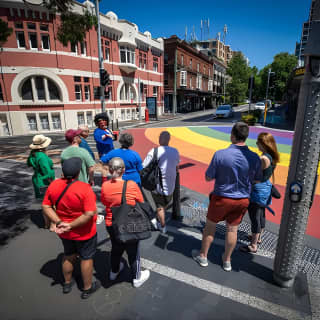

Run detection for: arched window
[[20, 76, 61, 102], [120, 83, 136, 102]]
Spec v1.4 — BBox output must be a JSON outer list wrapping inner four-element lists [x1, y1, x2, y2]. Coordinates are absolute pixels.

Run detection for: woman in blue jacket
[[241, 132, 280, 253]]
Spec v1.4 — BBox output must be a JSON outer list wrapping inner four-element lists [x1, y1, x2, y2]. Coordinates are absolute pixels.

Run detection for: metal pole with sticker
[[273, 20, 320, 288]]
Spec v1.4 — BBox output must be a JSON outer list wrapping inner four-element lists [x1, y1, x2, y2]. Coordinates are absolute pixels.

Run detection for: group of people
[[27, 117, 279, 299], [27, 113, 180, 299]]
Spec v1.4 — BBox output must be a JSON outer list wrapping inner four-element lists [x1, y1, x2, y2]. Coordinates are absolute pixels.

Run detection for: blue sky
[[87, 0, 310, 70]]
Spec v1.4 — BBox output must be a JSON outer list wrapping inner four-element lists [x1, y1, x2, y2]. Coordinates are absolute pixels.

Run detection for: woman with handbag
[[241, 132, 280, 253], [101, 157, 150, 288], [27, 134, 55, 199]]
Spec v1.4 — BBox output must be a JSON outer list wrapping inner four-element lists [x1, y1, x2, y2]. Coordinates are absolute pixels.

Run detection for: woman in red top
[[42, 157, 100, 299], [101, 157, 150, 288]]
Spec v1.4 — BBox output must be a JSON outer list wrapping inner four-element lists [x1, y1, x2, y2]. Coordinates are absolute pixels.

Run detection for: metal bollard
[[172, 171, 181, 220], [111, 120, 114, 131], [116, 119, 119, 129]]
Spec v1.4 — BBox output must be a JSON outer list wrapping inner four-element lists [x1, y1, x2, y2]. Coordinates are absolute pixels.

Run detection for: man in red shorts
[[192, 122, 261, 271]]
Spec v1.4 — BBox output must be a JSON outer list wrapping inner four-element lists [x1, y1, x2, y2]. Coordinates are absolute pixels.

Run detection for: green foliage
[[241, 110, 261, 125], [226, 52, 251, 103], [0, 18, 13, 47], [45, 0, 97, 46]]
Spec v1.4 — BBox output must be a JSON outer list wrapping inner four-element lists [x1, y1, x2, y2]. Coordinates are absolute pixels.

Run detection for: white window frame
[[16, 31, 26, 48], [41, 34, 50, 51], [27, 114, 38, 131], [39, 113, 50, 130], [189, 77, 192, 89], [51, 113, 62, 130], [71, 43, 78, 54], [84, 85, 90, 101], [120, 46, 135, 64], [208, 79, 213, 91], [86, 111, 93, 127], [75, 84, 82, 101], [180, 71, 187, 87], [197, 63, 200, 72], [196, 75, 202, 90], [80, 42, 87, 56], [153, 58, 158, 72], [77, 112, 85, 126], [153, 86, 158, 97], [28, 33, 38, 50], [181, 54, 184, 66]]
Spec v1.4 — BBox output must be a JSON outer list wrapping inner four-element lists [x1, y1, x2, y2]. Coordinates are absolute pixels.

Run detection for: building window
[[15, 22, 23, 29], [103, 40, 110, 61], [27, 114, 37, 131], [121, 109, 125, 120], [181, 54, 184, 66], [21, 79, 33, 100], [51, 113, 62, 129], [74, 85, 82, 101], [40, 24, 49, 31], [108, 110, 114, 121], [180, 71, 187, 86], [143, 85, 147, 101], [86, 111, 93, 127], [40, 113, 50, 130], [0, 83, 3, 101], [189, 59, 192, 68], [16, 31, 26, 48], [209, 68, 211, 77], [80, 41, 87, 55], [120, 46, 135, 64], [94, 86, 100, 100], [74, 76, 81, 82], [29, 33, 37, 50], [189, 77, 192, 89], [77, 112, 85, 125], [27, 22, 36, 30], [71, 43, 78, 54], [164, 74, 168, 86], [139, 52, 147, 69], [153, 86, 158, 97], [84, 85, 90, 101], [126, 109, 131, 120], [197, 63, 200, 72], [35, 77, 45, 100], [196, 75, 202, 90], [41, 34, 50, 50], [203, 66, 206, 75], [47, 79, 60, 100], [153, 57, 158, 72], [120, 83, 136, 101], [208, 80, 213, 91]]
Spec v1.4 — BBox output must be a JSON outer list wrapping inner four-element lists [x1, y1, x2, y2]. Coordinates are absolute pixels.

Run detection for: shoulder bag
[[111, 181, 152, 243]]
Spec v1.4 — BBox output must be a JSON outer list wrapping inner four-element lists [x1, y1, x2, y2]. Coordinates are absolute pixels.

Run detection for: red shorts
[[207, 195, 249, 226]]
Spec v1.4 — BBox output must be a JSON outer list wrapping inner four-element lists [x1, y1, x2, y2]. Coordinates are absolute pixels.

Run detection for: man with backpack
[[142, 131, 180, 233]]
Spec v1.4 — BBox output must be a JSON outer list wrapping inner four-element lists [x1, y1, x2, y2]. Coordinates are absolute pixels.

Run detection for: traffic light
[[100, 69, 110, 87], [105, 89, 110, 100]]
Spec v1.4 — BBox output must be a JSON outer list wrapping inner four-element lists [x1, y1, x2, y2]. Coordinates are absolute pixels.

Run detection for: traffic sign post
[[273, 21, 320, 288]]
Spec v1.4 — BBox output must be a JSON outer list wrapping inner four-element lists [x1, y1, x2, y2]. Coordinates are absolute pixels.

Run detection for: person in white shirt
[[142, 131, 180, 233]]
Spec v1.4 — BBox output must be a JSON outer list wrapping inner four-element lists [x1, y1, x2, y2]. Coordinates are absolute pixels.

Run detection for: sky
[[85, 0, 311, 70]]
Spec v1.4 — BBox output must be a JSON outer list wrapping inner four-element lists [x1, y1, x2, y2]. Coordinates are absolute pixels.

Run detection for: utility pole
[[273, 21, 320, 288], [95, 0, 105, 113], [173, 49, 177, 115], [265, 68, 271, 100], [138, 77, 142, 121]]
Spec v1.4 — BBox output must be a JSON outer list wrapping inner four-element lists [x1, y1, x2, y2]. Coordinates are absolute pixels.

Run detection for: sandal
[[247, 235, 262, 244], [240, 245, 257, 254]]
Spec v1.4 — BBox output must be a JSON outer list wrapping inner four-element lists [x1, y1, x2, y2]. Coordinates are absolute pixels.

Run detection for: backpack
[[140, 148, 162, 191]]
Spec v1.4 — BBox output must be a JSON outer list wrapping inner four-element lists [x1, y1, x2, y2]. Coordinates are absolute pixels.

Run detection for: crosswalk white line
[[0, 166, 33, 176], [141, 258, 309, 320]]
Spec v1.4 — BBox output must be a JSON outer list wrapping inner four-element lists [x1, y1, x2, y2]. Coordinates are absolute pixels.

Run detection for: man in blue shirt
[[192, 122, 262, 272], [78, 125, 95, 160], [93, 113, 114, 159]]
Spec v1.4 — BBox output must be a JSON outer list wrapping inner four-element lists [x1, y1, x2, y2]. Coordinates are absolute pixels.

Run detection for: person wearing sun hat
[[27, 134, 55, 199]]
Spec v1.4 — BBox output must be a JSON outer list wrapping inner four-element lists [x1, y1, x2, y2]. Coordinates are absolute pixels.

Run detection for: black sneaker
[[62, 279, 75, 294], [81, 280, 101, 299]]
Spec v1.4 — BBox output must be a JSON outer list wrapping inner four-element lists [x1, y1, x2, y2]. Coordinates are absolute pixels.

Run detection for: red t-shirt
[[42, 179, 97, 240], [101, 179, 144, 227]]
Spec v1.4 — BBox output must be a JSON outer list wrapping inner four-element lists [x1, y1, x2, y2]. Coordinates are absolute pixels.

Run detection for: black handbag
[[111, 181, 152, 243], [271, 185, 281, 199]]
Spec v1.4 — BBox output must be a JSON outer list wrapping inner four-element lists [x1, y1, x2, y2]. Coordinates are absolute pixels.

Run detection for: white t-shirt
[[143, 146, 180, 195]]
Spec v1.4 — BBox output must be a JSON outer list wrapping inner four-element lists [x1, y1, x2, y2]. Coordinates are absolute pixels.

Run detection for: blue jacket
[[93, 127, 114, 158], [79, 137, 95, 160]]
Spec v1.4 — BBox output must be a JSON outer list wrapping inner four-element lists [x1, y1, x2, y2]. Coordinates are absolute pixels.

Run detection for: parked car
[[214, 105, 234, 118], [254, 102, 266, 111]]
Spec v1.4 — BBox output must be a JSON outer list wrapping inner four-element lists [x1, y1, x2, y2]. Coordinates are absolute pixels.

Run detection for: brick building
[[0, 0, 164, 136], [164, 36, 226, 113]]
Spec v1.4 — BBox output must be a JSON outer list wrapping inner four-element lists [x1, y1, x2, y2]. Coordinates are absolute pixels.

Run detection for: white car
[[214, 105, 234, 118], [254, 102, 266, 111]]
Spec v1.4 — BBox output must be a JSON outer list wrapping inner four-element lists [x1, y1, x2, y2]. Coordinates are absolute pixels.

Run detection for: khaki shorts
[[152, 192, 173, 209]]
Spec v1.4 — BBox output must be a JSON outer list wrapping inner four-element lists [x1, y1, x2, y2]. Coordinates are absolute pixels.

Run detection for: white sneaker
[[150, 218, 158, 230], [96, 214, 105, 225], [109, 262, 124, 281], [133, 270, 150, 288], [157, 222, 167, 234]]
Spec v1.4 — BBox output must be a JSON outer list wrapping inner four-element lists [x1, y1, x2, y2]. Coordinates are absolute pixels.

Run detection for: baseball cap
[[65, 129, 82, 143], [62, 157, 82, 179]]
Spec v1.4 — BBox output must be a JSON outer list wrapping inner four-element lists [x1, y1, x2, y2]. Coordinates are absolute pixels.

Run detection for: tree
[[42, 0, 97, 46], [226, 52, 251, 103], [0, 18, 13, 47]]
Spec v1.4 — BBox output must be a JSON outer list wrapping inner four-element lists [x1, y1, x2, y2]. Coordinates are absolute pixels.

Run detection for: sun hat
[[62, 157, 82, 179], [65, 129, 82, 143], [29, 134, 52, 150]]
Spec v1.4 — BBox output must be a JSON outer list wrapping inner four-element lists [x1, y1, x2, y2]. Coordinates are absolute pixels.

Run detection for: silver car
[[214, 105, 234, 118], [254, 102, 266, 111]]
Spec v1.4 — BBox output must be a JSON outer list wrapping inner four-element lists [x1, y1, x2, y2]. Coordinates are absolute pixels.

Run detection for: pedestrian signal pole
[[248, 75, 254, 112], [273, 21, 320, 288], [95, 0, 106, 113]]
